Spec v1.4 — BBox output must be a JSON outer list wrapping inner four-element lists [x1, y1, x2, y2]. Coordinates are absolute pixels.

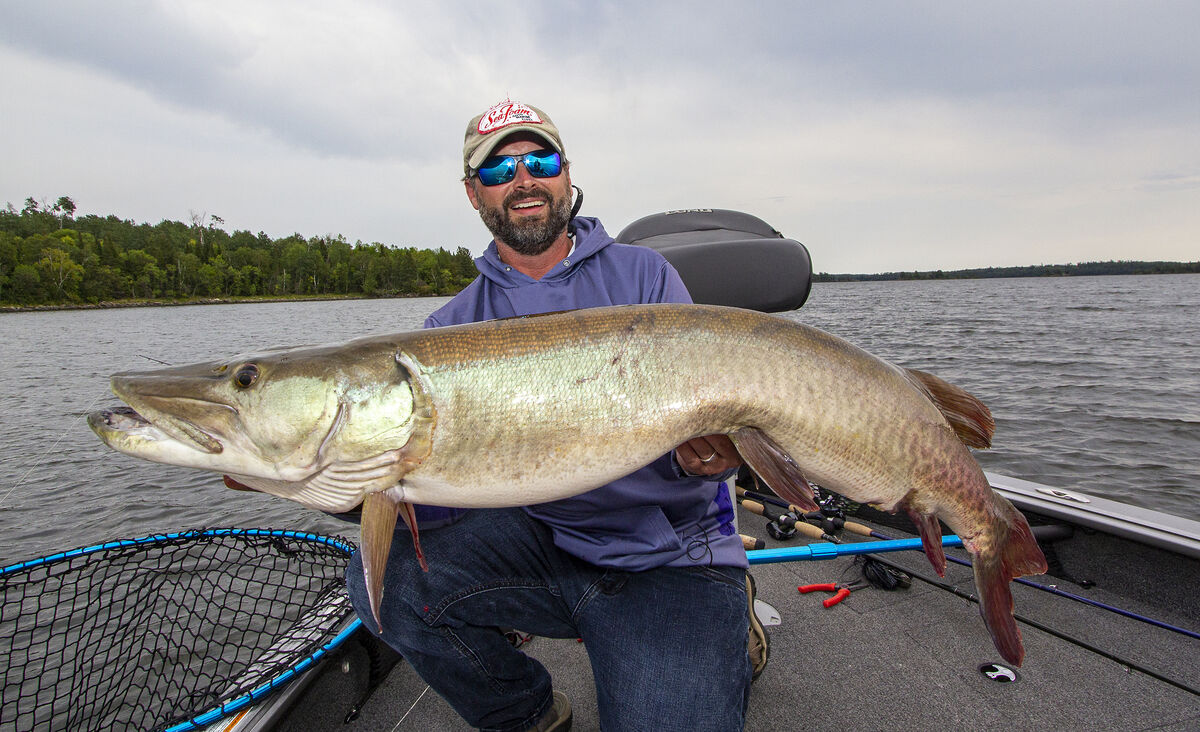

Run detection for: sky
[[2, 1, 1197, 274]]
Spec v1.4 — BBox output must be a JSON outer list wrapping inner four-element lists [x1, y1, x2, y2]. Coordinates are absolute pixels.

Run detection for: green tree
[[122, 249, 164, 298], [238, 264, 263, 295], [0, 233, 17, 301], [36, 247, 84, 301], [197, 262, 223, 296], [82, 265, 130, 302], [174, 251, 203, 296], [52, 196, 77, 228], [9, 264, 44, 303]]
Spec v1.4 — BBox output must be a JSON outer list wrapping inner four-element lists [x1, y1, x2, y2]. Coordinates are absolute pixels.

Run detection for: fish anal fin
[[729, 427, 819, 512], [903, 368, 995, 449], [361, 491, 402, 633], [904, 506, 947, 576]]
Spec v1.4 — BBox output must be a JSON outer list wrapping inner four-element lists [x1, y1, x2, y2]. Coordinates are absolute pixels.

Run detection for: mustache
[[503, 189, 552, 208]]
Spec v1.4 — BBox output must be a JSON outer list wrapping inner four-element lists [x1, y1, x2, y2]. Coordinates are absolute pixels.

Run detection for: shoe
[[746, 572, 770, 681], [528, 690, 572, 732]]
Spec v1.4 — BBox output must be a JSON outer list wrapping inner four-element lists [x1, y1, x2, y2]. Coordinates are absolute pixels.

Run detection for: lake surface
[[1, 274, 1197, 565]]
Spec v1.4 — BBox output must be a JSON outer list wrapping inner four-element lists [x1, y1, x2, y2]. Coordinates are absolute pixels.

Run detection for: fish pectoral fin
[[902, 367, 995, 449], [729, 427, 819, 512], [360, 491, 402, 633], [360, 490, 430, 634]]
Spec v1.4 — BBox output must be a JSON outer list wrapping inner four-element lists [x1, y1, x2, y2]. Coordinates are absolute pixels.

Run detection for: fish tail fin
[[905, 507, 947, 576], [902, 368, 995, 449], [973, 506, 1048, 666], [730, 427, 819, 512]]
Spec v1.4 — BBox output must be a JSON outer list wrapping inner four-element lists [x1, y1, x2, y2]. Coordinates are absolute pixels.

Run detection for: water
[[1, 275, 1196, 565]]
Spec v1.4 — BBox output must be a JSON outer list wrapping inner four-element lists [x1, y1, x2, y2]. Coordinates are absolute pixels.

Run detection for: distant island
[[815, 261, 1199, 282], [1, 197, 477, 309], [3, 196, 1196, 309]]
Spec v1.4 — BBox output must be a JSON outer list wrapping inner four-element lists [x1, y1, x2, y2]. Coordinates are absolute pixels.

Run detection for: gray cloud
[[2, 1, 1196, 273]]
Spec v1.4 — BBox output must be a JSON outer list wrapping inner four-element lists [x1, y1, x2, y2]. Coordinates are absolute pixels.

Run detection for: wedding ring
[[699, 451, 717, 463]]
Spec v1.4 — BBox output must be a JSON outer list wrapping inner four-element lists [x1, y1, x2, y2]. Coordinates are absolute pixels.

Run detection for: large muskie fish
[[89, 304, 1046, 664]]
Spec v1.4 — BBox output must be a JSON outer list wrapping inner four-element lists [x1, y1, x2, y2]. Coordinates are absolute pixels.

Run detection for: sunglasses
[[473, 149, 562, 186]]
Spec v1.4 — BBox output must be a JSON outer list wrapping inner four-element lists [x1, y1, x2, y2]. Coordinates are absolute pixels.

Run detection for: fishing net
[[1, 528, 359, 732]]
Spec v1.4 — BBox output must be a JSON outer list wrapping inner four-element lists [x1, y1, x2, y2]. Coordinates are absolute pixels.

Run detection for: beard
[[477, 183, 574, 256]]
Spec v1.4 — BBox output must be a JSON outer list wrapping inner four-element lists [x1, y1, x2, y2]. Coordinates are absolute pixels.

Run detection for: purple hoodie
[[417, 217, 746, 570]]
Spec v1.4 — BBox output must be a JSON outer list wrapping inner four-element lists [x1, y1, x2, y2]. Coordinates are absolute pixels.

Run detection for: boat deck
[[282, 501, 1200, 731]]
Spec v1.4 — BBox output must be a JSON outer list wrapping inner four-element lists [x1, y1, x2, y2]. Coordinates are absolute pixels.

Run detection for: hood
[[473, 216, 614, 287]]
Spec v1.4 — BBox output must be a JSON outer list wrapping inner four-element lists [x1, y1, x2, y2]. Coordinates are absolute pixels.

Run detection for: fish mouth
[[89, 402, 225, 454]]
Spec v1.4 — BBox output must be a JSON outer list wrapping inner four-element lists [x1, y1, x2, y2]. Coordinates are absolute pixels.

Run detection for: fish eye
[[233, 364, 259, 389]]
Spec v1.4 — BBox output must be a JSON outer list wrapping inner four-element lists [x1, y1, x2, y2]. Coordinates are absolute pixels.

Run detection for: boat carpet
[[287, 503, 1200, 731]]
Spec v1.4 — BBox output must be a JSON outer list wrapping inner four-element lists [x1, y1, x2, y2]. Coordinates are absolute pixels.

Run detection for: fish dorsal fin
[[902, 368, 995, 449]]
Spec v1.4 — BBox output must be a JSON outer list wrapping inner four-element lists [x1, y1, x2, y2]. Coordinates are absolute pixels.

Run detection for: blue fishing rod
[[746, 534, 963, 563]]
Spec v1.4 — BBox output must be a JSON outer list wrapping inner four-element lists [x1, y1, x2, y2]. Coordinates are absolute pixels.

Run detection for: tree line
[[815, 260, 1200, 282], [1, 197, 479, 306]]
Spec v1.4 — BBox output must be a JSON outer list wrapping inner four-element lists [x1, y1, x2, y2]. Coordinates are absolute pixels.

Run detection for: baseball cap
[[463, 101, 565, 175]]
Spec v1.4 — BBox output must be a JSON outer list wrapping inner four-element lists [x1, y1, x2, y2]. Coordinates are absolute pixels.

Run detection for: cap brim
[[467, 127, 564, 171]]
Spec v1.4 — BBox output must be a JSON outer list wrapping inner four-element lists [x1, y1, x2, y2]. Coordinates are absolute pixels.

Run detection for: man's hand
[[675, 435, 741, 477]]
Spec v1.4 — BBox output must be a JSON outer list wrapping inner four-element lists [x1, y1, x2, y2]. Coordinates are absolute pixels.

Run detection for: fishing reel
[[812, 482, 857, 520], [766, 513, 799, 540]]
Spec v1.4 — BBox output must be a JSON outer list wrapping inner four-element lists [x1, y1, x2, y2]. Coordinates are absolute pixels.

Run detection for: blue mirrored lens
[[522, 150, 561, 178], [476, 150, 561, 186], [476, 157, 517, 186]]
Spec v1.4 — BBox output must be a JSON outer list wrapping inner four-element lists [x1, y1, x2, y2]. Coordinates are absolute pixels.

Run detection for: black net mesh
[[1, 529, 357, 732]]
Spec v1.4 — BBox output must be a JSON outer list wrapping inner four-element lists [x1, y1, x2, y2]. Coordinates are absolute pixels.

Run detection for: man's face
[[466, 133, 573, 256]]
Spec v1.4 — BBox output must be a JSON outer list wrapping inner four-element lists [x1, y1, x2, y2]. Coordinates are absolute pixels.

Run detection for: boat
[[202, 475, 1200, 730], [14, 210, 1192, 730]]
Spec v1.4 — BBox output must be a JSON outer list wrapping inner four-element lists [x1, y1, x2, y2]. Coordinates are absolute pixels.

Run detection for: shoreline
[[3, 269, 1196, 313], [0, 293, 434, 314]]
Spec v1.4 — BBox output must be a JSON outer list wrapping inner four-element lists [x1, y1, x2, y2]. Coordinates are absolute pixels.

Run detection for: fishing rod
[[736, 488, 1200, 698], [741, 497, 964, 561], [738, 486, 1200, 642], [852, 546, 1200, 699]]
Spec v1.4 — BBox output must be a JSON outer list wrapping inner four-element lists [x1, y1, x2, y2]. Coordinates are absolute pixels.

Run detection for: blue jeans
[[345, 507, 752, 731]]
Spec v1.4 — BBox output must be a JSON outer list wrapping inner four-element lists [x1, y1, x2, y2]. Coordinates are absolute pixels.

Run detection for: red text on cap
[[478, 102, 543, 135]]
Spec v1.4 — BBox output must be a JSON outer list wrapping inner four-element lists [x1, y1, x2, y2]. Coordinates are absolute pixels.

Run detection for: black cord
[[570, 185, 584, 219], [857, 556, 911, 590], [684, 524, 715, 565]]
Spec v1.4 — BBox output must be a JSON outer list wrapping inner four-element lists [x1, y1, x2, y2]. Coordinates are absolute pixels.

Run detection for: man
[[346, 101, 760, 731]]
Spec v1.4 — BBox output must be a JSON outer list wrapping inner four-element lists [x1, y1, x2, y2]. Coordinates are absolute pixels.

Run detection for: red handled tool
[[799, 581, 871, 608]]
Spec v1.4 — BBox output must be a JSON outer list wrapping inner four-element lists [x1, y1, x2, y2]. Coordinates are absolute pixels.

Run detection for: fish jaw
[[88, 404, 231, 469], [89, 373, 315, 483]]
